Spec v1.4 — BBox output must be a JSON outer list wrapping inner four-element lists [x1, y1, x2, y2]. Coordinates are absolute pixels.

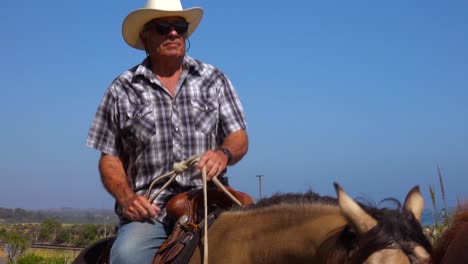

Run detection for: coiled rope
[[145, 154, 242, 264]]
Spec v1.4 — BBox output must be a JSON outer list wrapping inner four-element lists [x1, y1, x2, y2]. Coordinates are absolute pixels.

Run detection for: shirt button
[[175, 127, 179, 132]]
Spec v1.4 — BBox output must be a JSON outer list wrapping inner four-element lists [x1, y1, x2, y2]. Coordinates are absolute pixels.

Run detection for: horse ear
[[334, 182, 377, 235], [403, 186, 424, 223]]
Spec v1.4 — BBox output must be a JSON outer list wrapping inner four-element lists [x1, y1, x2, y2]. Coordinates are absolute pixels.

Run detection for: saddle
[[153, 186, 254, 264]]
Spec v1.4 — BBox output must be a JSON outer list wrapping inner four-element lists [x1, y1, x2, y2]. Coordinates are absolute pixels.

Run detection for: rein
[[145, 154, 243, 264]]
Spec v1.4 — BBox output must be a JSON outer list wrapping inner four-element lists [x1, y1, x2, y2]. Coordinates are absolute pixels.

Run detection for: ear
[[403, 186, 424, 223], [334, 182, 377, 235]]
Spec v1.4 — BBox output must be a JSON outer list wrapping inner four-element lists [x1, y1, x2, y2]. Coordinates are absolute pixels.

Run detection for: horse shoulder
[[188, 212, 252, 264]]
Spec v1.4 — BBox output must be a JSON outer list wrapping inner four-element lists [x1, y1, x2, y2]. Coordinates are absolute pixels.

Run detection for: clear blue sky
[[1, 0, 466, 210]]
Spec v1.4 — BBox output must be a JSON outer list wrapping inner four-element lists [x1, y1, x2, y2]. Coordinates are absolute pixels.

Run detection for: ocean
[[420, 207, 454, 226], [421, 212, 435, 226]]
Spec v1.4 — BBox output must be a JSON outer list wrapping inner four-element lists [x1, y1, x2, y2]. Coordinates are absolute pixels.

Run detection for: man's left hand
[[197, 149, 229, 180]]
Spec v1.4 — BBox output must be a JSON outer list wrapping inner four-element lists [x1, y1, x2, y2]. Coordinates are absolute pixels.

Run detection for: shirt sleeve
[[218, 74, 247, 137], [86, 83, 121, 156]]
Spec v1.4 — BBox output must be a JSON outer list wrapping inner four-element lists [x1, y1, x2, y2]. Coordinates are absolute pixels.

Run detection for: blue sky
[[0, 0, 466, 211]]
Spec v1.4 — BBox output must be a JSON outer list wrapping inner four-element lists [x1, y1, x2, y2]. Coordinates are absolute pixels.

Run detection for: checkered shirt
[[86, 55, 247, 223]]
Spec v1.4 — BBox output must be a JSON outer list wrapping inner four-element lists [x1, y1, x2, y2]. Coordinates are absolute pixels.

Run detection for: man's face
[[142, 17, 188, 59]]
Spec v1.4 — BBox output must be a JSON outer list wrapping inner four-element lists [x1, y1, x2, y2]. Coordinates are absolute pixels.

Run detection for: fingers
[[205, 162, 225, 180], [197, 150, 228, 180], [122, 194, 160, 221], [150, 204, 160, 217]]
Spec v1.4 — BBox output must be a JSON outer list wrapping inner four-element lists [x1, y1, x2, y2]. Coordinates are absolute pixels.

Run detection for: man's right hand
[[99, 153, 160, 221], [121, 194, 160, 221]]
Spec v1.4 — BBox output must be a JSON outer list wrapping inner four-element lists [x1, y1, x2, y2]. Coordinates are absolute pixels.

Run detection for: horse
[[431, 202, 468, 264], [73, 183, 432, 264]]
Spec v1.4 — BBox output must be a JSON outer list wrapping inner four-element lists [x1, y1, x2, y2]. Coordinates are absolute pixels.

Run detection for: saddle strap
[[153, 211, 220, 264]]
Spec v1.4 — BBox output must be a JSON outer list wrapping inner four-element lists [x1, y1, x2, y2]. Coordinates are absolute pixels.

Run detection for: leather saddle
[[153, 186, 254, 264]]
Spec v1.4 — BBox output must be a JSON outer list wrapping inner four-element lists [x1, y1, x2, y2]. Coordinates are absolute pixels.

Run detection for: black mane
[[237, 191, 338, 211], [354, 205, 433, 259]]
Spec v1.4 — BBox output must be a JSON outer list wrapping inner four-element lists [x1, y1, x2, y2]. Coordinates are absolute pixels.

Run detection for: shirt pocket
[[122, 104, 156, 145], [191, 99, 218, 134]]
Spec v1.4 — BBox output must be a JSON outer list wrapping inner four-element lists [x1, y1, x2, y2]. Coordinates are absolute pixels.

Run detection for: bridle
[[349, 228, 428, 264]]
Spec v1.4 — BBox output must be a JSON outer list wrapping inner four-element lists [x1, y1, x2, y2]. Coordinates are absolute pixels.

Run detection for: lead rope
[[145, 154, 243, 264], [201, 166, 208, 264]]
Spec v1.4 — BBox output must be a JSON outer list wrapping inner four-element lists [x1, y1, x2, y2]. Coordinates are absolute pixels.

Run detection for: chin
[[162, 50, 185, 57]]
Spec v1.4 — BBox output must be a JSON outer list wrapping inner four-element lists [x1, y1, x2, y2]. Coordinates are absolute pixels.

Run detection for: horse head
[[335, 183, 432, 264]]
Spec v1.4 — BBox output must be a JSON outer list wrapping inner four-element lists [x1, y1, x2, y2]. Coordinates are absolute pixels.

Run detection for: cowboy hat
[[122, 0, 203, 50]]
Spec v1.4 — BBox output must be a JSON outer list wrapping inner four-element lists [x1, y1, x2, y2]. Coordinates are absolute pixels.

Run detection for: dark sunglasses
[[150, 21, 189, 35]]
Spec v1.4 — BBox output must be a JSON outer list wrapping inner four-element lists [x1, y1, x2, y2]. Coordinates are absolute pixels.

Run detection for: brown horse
[[73, 183, 432, 264], [431, 202, 468, 264]]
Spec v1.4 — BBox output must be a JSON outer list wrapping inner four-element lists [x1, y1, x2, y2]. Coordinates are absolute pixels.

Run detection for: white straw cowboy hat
[[122, 0, 204, 50]]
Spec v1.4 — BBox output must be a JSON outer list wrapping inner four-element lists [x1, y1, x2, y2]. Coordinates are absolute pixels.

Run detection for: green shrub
[[41, 256, 70, 264], [16, 253, 45, 264], [16, 253, 71, 264]]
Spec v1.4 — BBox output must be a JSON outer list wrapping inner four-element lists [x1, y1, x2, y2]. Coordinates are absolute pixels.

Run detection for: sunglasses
[[149, 21, 189, 35]]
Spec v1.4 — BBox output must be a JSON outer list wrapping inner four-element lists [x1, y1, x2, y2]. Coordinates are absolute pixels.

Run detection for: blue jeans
[[110, 219, 170, 264]]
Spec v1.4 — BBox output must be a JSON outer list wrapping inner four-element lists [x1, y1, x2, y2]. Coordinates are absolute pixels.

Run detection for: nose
[[168, 27, 179, 36]]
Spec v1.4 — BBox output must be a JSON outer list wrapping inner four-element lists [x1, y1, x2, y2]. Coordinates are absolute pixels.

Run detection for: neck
[[212, 205, 348, 262], [150, 55, 184, 77]]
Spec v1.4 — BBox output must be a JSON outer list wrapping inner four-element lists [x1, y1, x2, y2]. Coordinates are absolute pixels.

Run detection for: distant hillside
[[0, 207, 118, 224], [1, 206, 451, 226]]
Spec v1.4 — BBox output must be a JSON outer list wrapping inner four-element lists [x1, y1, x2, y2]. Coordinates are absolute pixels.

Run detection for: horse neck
[[238, 203, 347, 237], [212, 204, 349, 263]]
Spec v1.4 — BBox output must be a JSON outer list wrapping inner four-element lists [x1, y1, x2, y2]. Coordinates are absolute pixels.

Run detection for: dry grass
[[424, 164, 452, 245], [27, 248, 79, 259], [0, 247, 80, 261]]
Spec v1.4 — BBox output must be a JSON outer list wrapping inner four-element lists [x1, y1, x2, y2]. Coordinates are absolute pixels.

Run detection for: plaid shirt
[[86, 55, 247, 223]]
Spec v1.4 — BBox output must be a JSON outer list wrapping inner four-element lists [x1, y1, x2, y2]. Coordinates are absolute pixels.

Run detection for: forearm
[[98, 153, 135, 205], [220, 129, 248, 165], [99, 153, 159, 220]]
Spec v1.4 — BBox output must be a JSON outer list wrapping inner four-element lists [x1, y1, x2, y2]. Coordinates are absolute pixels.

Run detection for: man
[[86, 0, 248, 263]]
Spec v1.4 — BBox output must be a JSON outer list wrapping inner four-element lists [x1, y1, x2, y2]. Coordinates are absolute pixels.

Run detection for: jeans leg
[[110, 219, 169, 264]]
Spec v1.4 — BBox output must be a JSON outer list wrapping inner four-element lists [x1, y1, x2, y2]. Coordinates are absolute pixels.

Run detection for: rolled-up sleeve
[[218, 75, 247, 137]]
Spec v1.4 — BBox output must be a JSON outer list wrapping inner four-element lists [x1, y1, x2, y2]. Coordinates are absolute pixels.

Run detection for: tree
[[4, 232, 27, 263], [81, 224, 98, 242], [55, 228, 70, 244], [38, 218, 62, 242], [0, 225, 7, 238]]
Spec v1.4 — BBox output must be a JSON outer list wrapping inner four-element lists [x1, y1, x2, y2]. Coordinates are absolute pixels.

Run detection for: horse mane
[[349, 206, 432, 262], [240, 190, 338, 210], [231, 191, 432, 263], [316, 198, 432, 263], [432, 202, 468, 263]]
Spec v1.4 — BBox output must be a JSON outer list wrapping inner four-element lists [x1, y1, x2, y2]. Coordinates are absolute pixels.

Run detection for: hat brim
[[122, 8, 203, 50]]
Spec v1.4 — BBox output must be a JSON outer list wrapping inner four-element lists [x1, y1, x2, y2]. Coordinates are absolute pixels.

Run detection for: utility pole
[[256, 175, 263, 199]]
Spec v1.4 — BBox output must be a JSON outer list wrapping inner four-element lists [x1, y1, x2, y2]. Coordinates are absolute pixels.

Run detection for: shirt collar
[[132, 55, 201, 84], [133, 57, 154, 82]]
